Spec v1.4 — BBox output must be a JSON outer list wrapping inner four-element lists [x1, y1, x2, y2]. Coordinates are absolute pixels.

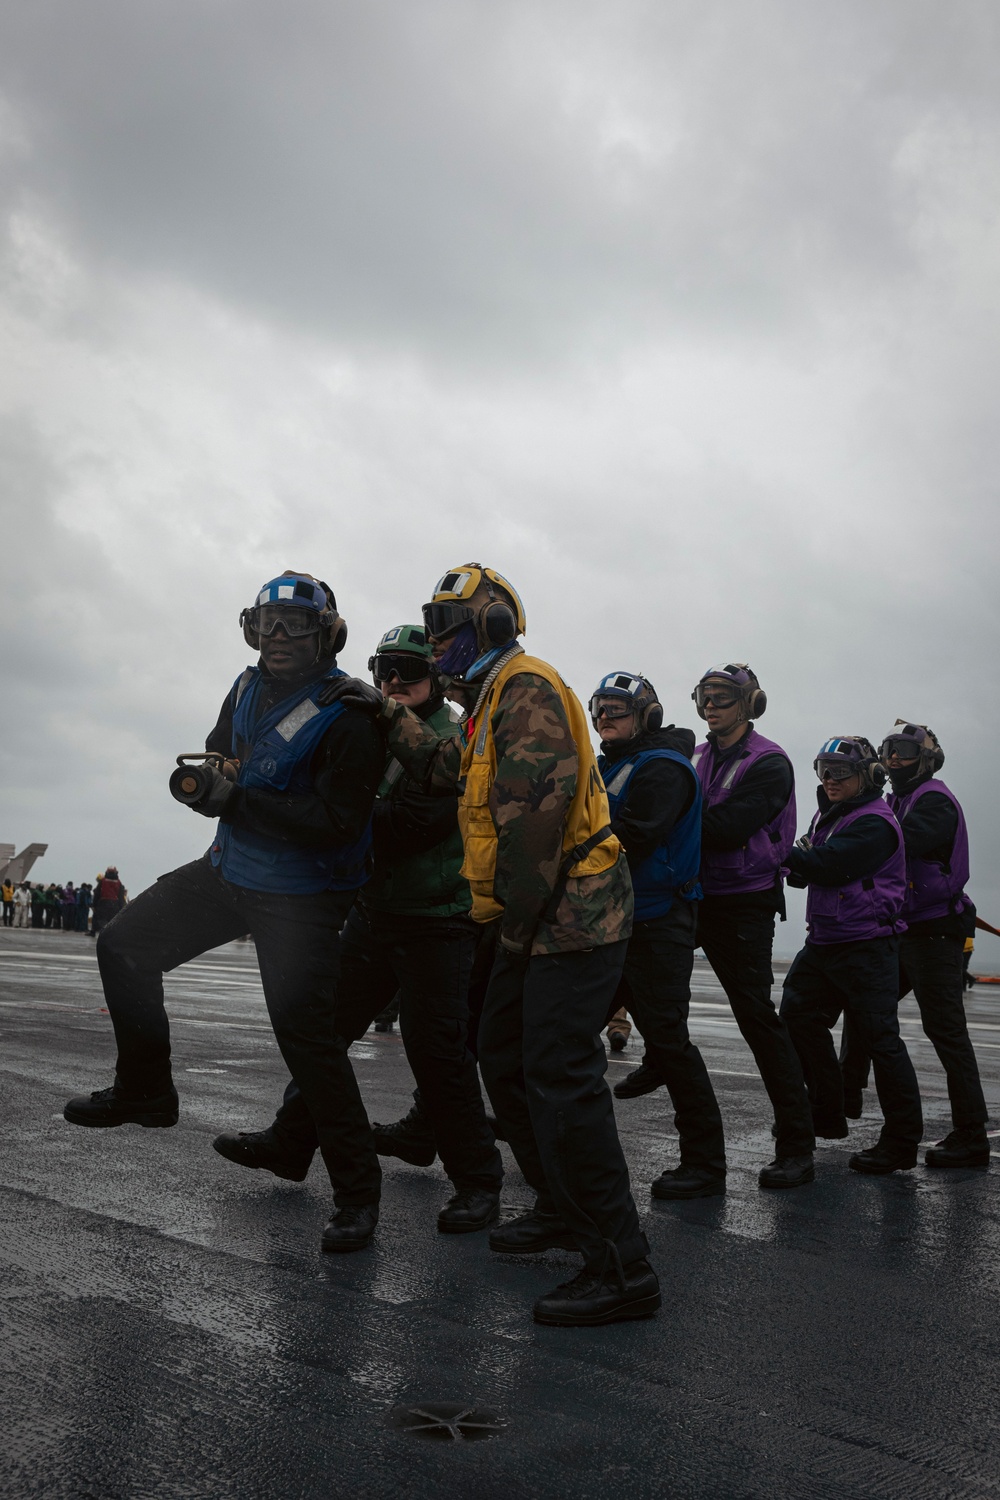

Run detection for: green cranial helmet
[[368, 624, 436, 686], [372, 624, 432, 659]]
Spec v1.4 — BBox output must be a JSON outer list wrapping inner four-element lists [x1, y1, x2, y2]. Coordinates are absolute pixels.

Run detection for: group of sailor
[[62, 563, 986, 1328]]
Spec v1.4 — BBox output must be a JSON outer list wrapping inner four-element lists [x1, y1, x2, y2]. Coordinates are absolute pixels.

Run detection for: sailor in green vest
[[215, 624, 504, 1234]]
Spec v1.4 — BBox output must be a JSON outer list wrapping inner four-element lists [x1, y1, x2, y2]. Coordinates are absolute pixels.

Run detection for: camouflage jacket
[[383, 671, 633, 956]]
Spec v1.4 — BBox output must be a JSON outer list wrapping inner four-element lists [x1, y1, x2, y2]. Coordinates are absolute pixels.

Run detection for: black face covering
[[888, 763, 923, 795]]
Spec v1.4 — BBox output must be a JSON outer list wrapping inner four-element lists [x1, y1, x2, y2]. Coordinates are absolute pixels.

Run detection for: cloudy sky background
[[1, 1, 998, 955]]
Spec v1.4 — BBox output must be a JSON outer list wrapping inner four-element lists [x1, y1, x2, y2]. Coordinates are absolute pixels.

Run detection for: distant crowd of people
[[0, 869, 127, 935]]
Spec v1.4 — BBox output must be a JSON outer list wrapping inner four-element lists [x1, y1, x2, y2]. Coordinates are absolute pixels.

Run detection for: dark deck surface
[[2, 927, 999, 1499]]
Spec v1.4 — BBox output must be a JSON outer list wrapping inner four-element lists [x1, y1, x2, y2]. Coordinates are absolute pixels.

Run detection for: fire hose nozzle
[[169, 753, 231, 806]]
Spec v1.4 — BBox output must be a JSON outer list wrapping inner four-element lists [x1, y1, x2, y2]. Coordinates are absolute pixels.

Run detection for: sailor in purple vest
[[593, 672, 728, 1200], [63, 572, 387, 1253], [840, 723, 988, 1169], [691, 663, 815, 1189], [780, 736, 923, 1174]]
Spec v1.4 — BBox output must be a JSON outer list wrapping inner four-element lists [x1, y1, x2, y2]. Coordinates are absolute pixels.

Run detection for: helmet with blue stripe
[[813, 735, 885, 791], [589, 671, 663, 732], [240, 571, 347, 657]]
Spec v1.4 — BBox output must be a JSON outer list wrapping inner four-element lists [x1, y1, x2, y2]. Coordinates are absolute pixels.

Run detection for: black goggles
[[251, 604, 321, 638], [879, 736, 922, 762], [590, 696, 635, 721], [815, 759, 858, 782], [368, 652, 432, 684], [422, 600, 474, 640], [693, 684, 739, 709]]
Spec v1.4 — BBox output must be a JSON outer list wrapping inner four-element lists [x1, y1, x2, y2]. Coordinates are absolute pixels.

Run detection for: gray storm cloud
[[0, 1, 998, 954]]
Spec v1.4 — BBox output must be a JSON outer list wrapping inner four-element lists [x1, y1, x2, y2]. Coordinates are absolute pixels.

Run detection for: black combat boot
[[533, 1253, 661, 1327], [608, 1031, 627, 1053], [437, 1189, 501, 1234], [651, 1165, 726, 1200], [924, 1127, 991, 1168], [64, 1083, 178, 1129], [321, 1204, 379, 1252], [848, 1137, 918, 1174], [372, 1097, 437, 1167], [758, 1154, 815, 1189], [489, 1209, 578, 1254], [213, 1129, 313, 1182], [613, 1063, 663, 1099]]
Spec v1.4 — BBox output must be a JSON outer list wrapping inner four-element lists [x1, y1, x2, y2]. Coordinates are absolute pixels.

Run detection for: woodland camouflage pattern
[[383, 672, 633, 956]]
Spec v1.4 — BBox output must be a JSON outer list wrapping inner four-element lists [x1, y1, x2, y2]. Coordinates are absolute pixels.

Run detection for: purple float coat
[[692, 729, 796, 895], [804, 799, 907, 944], [888, 778, 971, 923]]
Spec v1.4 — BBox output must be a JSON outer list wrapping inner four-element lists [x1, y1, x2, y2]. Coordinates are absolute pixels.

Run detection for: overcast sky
[[1, 1, 998, 956]]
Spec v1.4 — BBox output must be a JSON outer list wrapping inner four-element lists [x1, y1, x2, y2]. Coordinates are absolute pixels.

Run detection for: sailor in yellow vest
[[322, 564, 658, 1327]]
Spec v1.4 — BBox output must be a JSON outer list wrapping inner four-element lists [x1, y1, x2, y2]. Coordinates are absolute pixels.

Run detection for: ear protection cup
[[870, 762, 888, 789], [748, 687, 767, 719], [240, 609, 259, 650], [642, 699, 663, 731], [480, 600, 517, 646], [329, 615, 348, 655]]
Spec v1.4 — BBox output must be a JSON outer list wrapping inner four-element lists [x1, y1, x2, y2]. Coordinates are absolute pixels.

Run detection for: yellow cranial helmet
[[422, 563, 526, 647]]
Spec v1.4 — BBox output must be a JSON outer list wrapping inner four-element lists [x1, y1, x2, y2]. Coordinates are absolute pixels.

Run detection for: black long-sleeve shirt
[[601, 725, 696, 871], [785, 787, 898, 889], [206, 660, 383, 850]]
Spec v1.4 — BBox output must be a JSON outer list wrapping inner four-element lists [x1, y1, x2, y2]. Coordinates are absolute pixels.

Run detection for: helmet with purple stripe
[[691, 662, 766, 722], [879, 720, 944, 776]]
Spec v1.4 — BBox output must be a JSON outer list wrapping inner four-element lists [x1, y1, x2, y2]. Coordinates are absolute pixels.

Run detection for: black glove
[[190, 763, 238, 819], [316, 675, 385, 714]]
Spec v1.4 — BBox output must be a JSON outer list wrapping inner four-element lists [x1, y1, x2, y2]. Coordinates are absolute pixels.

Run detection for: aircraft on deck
[[0, 843, 48, 884]]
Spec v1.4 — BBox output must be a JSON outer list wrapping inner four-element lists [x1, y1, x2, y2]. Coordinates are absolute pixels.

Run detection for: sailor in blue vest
[[592, 672, 728, 1200], [63, 572, 386, 1253]]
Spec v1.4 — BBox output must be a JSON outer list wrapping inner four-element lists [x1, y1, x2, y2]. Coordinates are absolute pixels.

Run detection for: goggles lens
[[880, 736, 922, 762], [591, 697, 634, 721], [815, 759, 858, 782], [422, 601, 474, 640], [694, 685, 739, 709], [369, 653, 432, 684], [253, 604, 321, 638]]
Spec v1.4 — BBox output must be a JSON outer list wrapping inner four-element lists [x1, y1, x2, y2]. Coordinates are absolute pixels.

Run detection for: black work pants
[[840, 931, 987, 1129], [273, 904, 503, 1193], [780, 937, 923, 1147], [92, 898, 121, 937], [623, 902, 727, 1176], [95, 856, 381, 1207], [478, 940, 648, 1268], [698, 902, 814, 1156], [2, 901, 12, 927]]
